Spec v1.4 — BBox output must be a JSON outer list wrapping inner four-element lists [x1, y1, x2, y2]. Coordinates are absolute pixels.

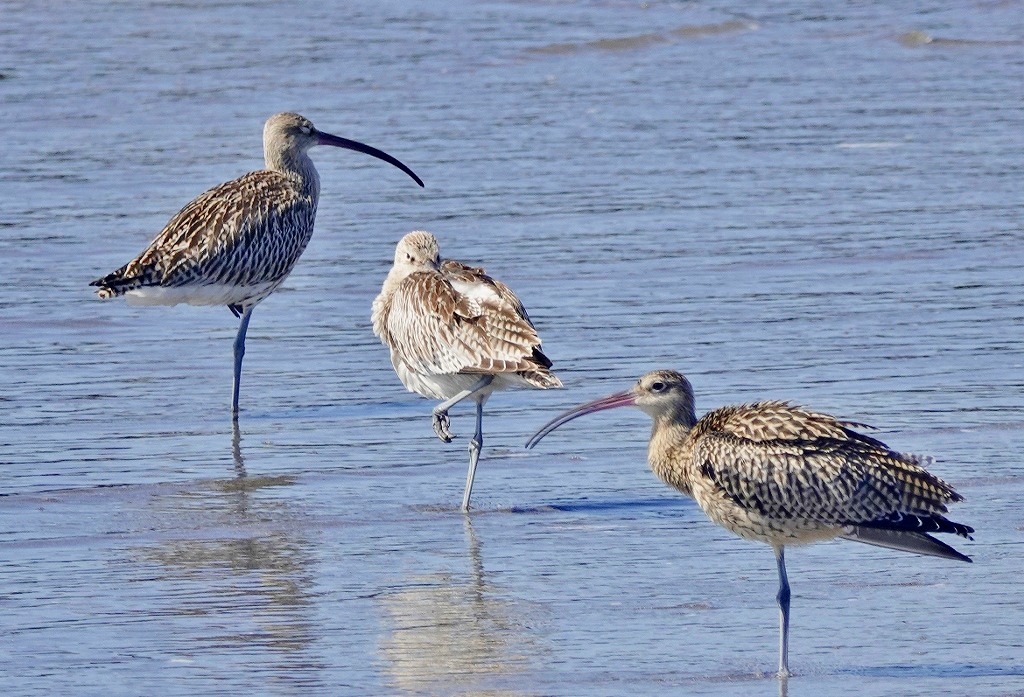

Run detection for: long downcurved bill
[[317, 131, 424, 187], [525, 390, 636, 450]]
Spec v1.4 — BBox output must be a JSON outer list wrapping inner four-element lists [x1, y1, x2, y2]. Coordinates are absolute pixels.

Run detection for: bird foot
[[432, 410, 454, 443]]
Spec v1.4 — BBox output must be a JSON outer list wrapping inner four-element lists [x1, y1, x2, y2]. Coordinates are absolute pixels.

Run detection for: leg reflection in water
[[379, 514, 542, 695]]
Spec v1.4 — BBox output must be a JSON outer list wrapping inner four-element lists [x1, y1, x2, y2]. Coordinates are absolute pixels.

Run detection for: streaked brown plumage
[[91, 112, 423, 416], [526, 369, 973, 678], [373, 230, 561, 510], [92, 170, 318, 309]]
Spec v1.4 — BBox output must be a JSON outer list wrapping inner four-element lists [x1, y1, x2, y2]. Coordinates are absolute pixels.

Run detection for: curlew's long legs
[[425, 375, 494, 510], [462, 397, 487, 511], [774, 545, 792, 679], [231, 306, 254, 416]]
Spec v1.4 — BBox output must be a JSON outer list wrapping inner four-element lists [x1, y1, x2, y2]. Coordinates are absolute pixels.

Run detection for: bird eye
[[650, 381, 666, 392]]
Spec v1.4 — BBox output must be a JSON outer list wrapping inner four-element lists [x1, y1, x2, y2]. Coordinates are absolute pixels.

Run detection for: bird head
[[394, 231, 442, 272], [525, 369, 697, 449], [630, 370, 696, 421], [263, 112, 423, 186], [264, 113, 322, 154]]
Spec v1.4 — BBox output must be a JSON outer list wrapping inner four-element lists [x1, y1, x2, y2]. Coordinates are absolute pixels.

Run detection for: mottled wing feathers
[[692, 402, 966, 531], [380, 265, 554, 379], [91, 171, 314, 296], [707, 401, 869, 442], [441, 260, 533, 323]]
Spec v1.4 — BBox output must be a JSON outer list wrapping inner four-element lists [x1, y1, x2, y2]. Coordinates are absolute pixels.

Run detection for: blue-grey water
[[2, 1, 1023, 695]]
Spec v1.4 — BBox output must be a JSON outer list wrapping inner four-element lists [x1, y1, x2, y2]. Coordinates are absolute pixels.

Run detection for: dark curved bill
[[317, 131, 424, 187], [525, 390, 636, 450]]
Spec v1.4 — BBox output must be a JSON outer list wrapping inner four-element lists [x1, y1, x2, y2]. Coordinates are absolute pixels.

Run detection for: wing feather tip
[[842, 525, 972, 563]]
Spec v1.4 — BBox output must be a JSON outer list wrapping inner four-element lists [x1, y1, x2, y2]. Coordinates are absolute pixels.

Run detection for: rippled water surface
[[2, 1, 1023, 695]]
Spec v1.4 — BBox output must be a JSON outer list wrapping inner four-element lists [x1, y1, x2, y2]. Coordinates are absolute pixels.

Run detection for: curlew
[[526, 369, 973, 678], [91, 112, 423, 416], [372, 231, 562, 510]]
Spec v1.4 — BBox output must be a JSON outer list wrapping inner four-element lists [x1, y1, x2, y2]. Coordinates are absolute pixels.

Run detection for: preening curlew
[[372, 231, 562, 510], [91, 112, 423, 417], [526, 369, 973, 678]]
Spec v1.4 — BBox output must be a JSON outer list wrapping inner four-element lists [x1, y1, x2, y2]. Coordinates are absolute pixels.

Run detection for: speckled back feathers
[[686, 401, 966, 528], [91, 170, 316, 306]]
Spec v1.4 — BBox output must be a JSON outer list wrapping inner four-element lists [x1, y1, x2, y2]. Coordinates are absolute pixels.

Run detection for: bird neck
[[648, 420, 697, 497], [265, 148, 321, 197], [650, 395, 698, 432], [379, 266, 409, 299], [380, 261, 427, 297], [646, 405, 698, 496], [372, 265, 421, 337]]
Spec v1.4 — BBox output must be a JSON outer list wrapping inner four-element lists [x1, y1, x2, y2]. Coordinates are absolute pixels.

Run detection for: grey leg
[[231, 306, 254, 416], [461, 398, 485, 511], [774, 545, 791, 679], [431, 375, 494, 442]]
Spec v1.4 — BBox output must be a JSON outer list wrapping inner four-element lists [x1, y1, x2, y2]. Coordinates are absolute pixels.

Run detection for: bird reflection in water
[[232, 417, 246, 479], [139, 422, 320, 667], [380, 516, 537, 696]]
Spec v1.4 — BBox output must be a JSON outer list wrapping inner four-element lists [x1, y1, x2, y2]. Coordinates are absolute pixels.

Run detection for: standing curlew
[[372, 231, 562, 510], [526, 369, 973, 678], [91, 112, 423, 416]]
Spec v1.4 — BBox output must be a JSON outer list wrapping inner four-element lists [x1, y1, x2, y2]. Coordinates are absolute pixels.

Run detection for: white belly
[[125, 282, 280, 308], [394, 359, 527, 401]]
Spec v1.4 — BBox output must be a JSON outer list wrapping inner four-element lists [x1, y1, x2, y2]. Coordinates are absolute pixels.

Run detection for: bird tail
[[514, 346, 562, 389], [518, 367, 563, 389], [90, 266, 143, 299], [858, 510, 974, 539], [841, 526, 972, 563]]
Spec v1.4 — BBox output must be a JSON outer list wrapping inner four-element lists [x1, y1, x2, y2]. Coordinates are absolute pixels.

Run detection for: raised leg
[[431, 375, 494, 443], [461, 398, 485, 511], [431, 409, 453, 443], [774, 545, 791, 679], [231, 306, 254, 416]]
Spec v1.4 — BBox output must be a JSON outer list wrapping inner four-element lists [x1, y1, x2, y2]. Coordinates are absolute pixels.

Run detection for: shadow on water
[[506, 496, 687, 514], [840, 663, 1024, 679], [379, 515, 537, 696], [409, 497, 688, 516]]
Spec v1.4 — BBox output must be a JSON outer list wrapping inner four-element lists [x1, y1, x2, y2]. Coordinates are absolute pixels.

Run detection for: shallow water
[[2, 1, 1023, 695]]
